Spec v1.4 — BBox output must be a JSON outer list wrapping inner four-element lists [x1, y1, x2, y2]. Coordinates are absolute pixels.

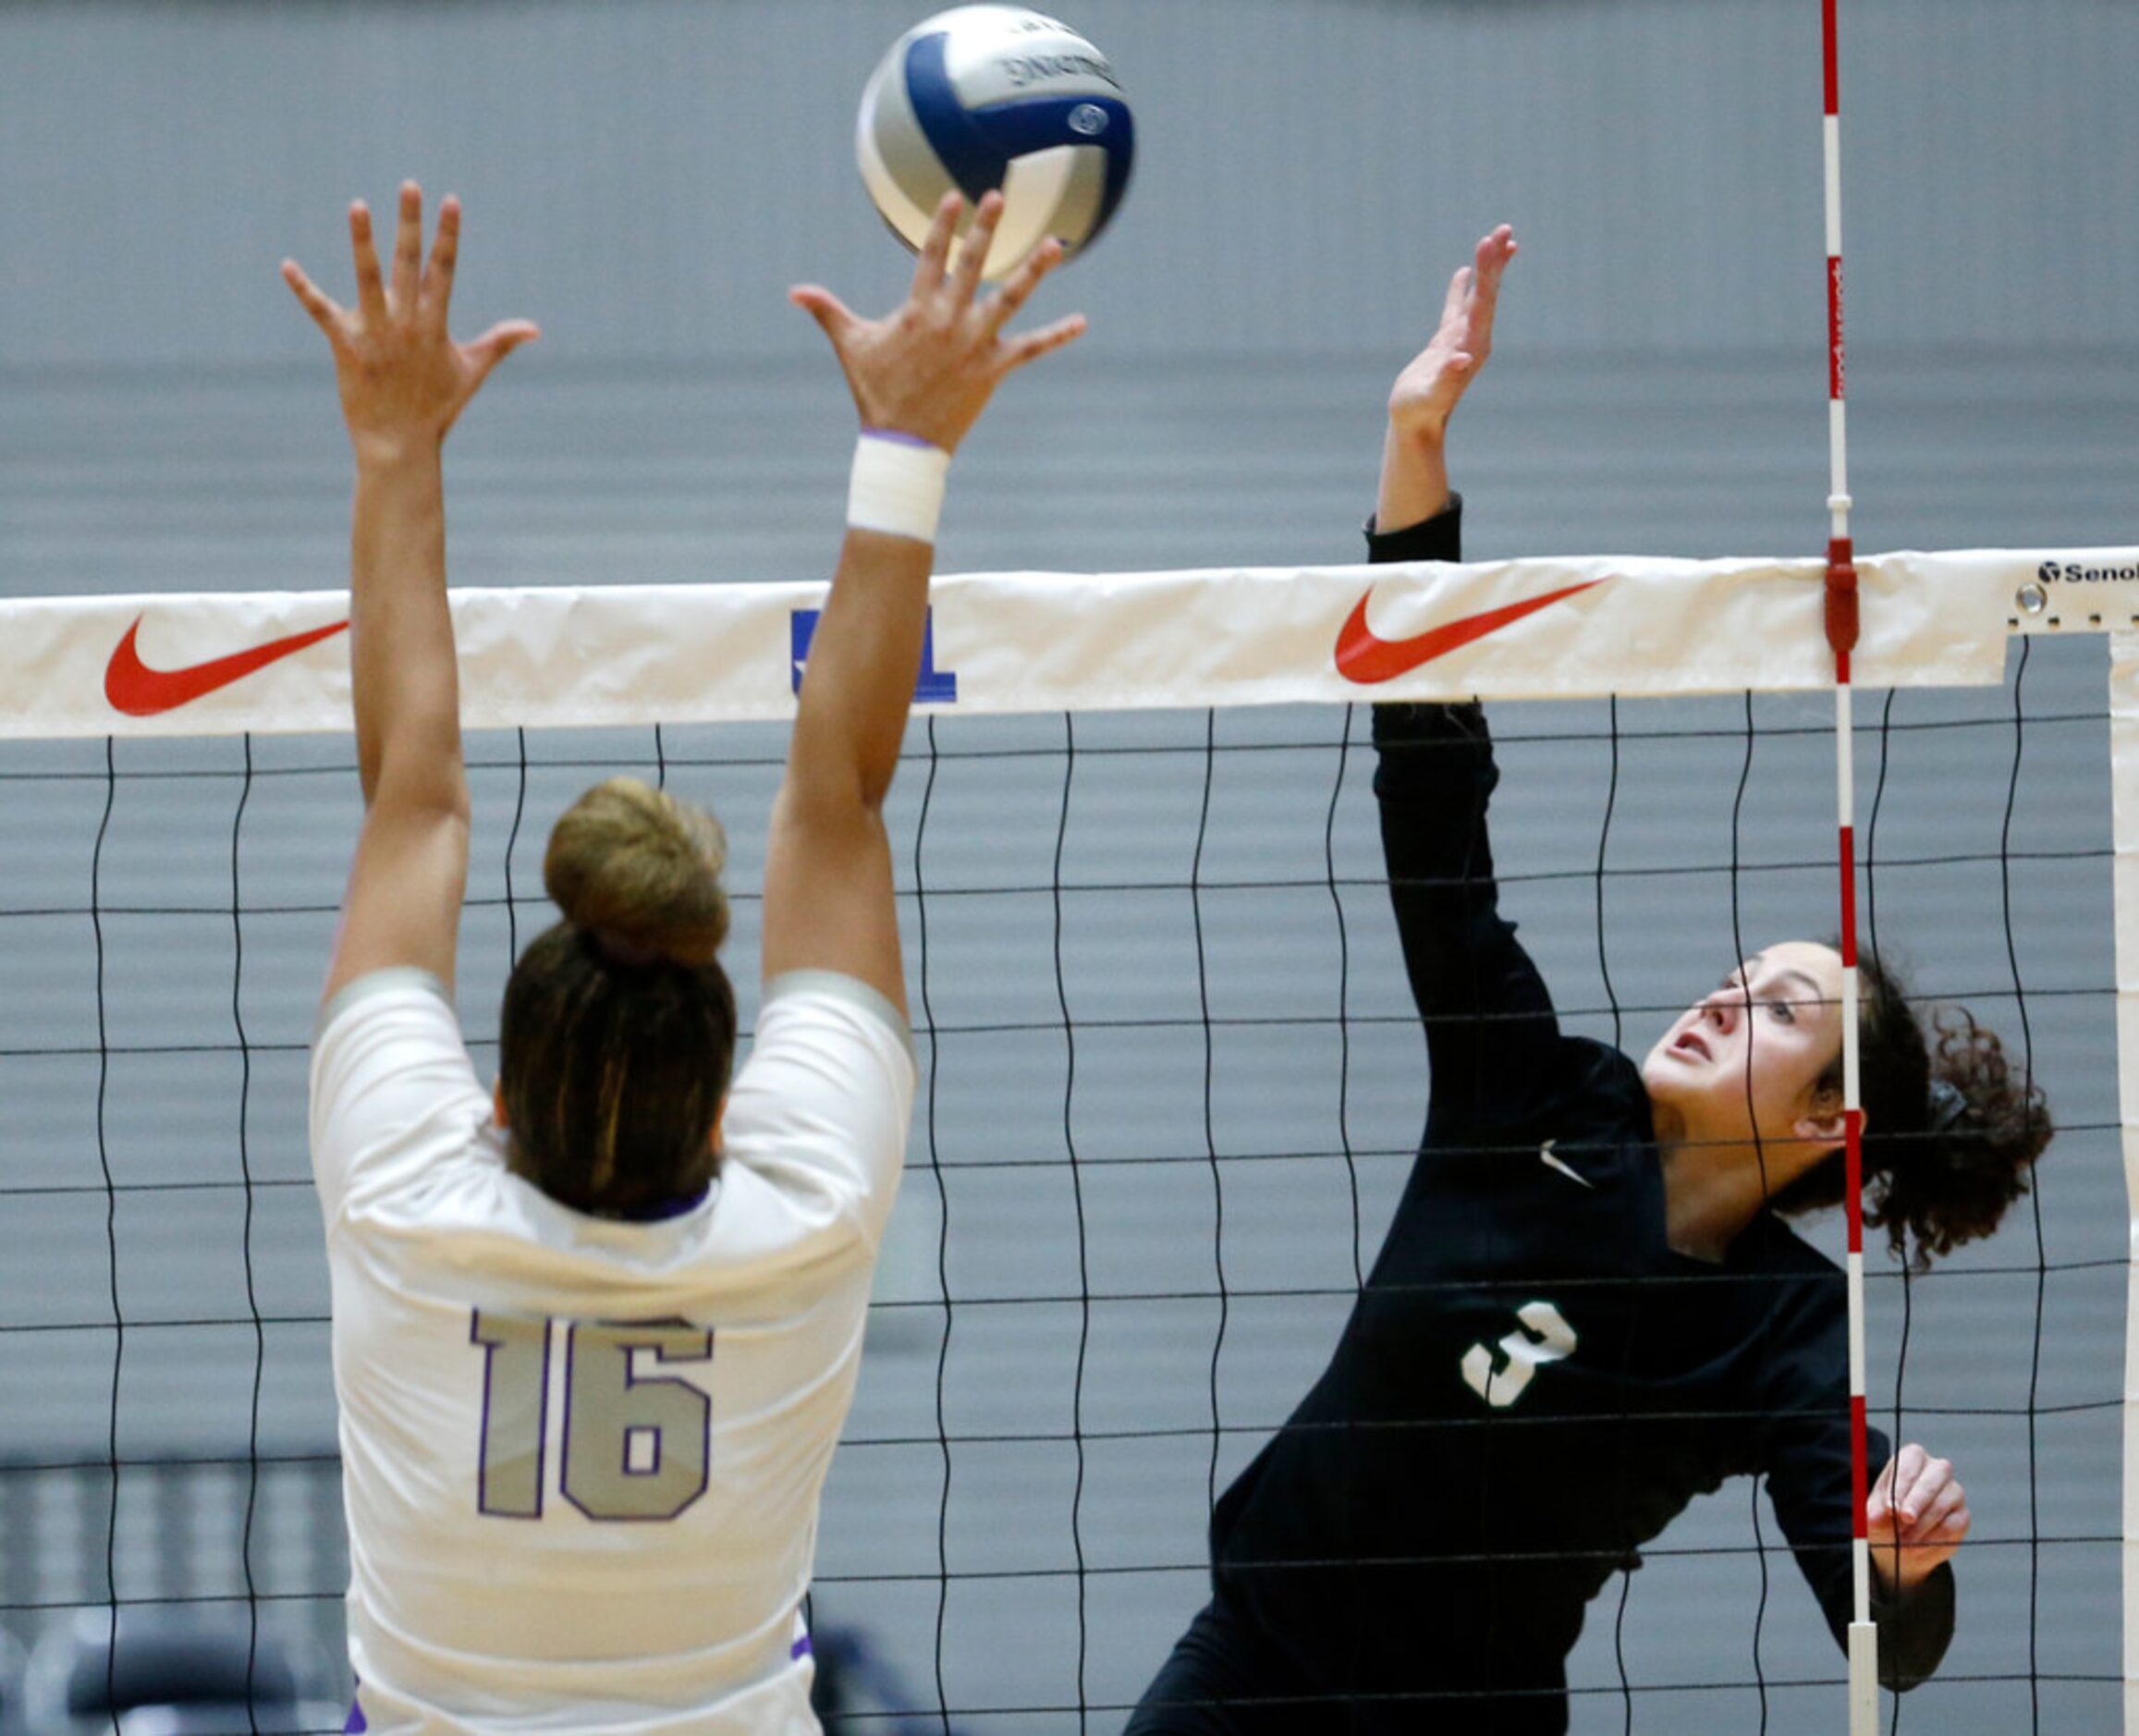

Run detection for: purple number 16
[[470, 1311, 714, 1522]]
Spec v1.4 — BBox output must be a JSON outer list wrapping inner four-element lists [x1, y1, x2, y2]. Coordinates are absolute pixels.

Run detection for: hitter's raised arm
[[1376, 224, 1515, 533]]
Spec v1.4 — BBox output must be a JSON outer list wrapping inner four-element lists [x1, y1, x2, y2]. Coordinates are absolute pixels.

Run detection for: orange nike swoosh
[[104, 616, 350, 717], [1335, 579, 1606, 685]]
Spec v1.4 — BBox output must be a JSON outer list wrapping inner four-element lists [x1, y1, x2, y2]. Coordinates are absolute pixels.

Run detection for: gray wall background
[[4, 0, 2138, 372], [2, 2, 2135, 1732]]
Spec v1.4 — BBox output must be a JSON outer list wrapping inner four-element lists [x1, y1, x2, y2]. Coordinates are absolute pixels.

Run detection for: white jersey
[[308, 967, 916, 1735]]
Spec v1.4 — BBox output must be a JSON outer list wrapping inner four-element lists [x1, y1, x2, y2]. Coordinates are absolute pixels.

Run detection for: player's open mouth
[[1671, 1031, 1712, 1062]]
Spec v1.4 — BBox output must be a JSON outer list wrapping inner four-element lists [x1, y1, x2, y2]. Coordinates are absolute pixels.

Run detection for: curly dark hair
[[1768, 951, 2052, 1270]]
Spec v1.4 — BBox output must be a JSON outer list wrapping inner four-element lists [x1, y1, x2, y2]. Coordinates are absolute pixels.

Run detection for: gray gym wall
[[2, 3, 2134, 1732], [4, 0, 2136, 371]]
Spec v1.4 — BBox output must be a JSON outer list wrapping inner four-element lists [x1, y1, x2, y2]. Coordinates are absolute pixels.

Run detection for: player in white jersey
[[285, 182, 1085, 1733]]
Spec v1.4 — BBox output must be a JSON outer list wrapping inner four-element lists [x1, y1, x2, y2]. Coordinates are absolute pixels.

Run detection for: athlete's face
[[1641, 941, 1848, 1160]]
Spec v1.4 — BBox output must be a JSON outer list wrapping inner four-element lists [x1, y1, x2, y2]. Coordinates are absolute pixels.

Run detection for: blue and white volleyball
[[857, 6, 1133, 280]]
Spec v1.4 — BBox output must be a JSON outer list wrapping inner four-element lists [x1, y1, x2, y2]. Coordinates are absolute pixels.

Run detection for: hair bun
[[543, 777, 729, 967]]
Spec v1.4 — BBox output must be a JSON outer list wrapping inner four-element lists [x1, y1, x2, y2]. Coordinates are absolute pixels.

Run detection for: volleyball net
[[0, 550, 2133, 1730]]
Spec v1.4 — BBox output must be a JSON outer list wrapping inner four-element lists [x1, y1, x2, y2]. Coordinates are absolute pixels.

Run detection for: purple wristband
[[861, 425, 945, 453]]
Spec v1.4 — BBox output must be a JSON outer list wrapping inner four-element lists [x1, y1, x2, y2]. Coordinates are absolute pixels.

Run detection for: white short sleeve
[[309, 971, 495, 1224], [720, 971, 918, 1251]]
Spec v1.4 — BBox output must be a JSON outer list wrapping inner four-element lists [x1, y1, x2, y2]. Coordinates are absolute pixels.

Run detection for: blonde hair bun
[[543, 777, 729, 966]]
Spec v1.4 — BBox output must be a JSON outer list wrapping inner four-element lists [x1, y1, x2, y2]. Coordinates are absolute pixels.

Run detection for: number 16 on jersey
[[471, 1311, 715, 1522]]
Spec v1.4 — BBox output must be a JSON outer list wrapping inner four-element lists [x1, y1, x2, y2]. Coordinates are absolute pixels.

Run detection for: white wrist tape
[[848, 428, 951, 544]]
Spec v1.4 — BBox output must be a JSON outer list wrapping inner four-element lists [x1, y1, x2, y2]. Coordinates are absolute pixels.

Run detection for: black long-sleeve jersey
[[1204, 502, 1955, 1732]]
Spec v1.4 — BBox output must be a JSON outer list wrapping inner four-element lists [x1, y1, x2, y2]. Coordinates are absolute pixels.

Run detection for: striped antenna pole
[[1819, 0, 1878, 1727]]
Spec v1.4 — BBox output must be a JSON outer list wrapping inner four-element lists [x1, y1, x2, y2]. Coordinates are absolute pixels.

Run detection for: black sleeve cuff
[[1370, 692, 1489, 754], [1873, 1562, 1957, 1691], [1364, 494, 1463, 567]]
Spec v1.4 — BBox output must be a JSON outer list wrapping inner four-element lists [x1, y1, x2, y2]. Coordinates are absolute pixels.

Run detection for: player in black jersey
[[1127, 227, 2054, 1734]]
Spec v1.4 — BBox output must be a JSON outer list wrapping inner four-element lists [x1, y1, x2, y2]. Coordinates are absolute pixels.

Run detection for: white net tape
[[6, 548, 2137, 739]]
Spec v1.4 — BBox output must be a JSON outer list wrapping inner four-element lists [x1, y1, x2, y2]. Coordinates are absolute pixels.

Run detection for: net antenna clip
[[1826, 520, 1860, 666]]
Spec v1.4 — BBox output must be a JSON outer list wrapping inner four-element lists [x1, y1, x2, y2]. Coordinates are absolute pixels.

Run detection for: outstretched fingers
[[423, 195, 463, 324], [292, 189, 537, 444], [796, 193, 1085, 450], [1438, 263, 1475, 332], [1467, 225, 1517, 343], [281, 259, 344, 339], [1475, 222, 1516, 280], [909, 190, 966, 302], [348, 202, 387, 325], [985, 240, 1086, 373], [788, 283, 861, 351], [999, 311, 1088, 374], [981, 234, 1063, 336], [389, 181, 424, 314], [947, 190, 1005, 308], [462, 319, 543, 392]]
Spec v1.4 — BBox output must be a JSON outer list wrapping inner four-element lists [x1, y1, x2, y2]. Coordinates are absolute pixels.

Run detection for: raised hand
[[1376, 223, 1517, 532], [789, 189, 1085, 455], [283, 182, 539, 460], [1866, 1441, 1971, 1596], [1388, 223, 1517, 443]]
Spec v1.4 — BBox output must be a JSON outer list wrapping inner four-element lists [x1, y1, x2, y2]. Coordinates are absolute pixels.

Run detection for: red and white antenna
[[1819, 0, 1878, 1728]]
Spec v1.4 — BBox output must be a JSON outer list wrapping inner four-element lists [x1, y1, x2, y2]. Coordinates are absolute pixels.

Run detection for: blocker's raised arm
[[285, 183, 538, 1009], [764, 190, 1083, 1012]]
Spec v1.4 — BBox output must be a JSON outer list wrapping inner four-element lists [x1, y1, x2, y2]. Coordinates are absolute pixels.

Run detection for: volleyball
[[855, 6, 1133, 281]]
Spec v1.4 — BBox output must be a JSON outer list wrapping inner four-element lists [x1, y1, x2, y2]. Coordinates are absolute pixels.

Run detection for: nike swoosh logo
[[104, 616, 349, 717], [1335, 579, 1605, 685], [1539, 1140, 1595, 1190]]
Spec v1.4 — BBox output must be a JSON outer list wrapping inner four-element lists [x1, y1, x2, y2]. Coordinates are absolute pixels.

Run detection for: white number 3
[[1460, 1300, 1577, 1408]]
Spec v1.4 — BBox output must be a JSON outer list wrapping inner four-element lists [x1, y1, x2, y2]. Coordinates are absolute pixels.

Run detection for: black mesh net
[[0, 646, 2119, 1731]]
